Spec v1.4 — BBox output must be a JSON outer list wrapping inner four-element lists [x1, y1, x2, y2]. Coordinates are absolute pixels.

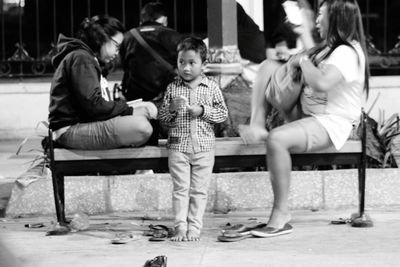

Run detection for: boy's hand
[[170, 96, 188, 113], [187, 105, 204, 118]]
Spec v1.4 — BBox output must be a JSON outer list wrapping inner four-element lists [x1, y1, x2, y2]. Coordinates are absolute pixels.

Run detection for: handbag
[[265, 56, 304, 114]]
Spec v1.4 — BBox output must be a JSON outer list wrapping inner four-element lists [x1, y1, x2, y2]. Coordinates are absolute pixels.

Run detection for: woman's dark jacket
[[48, 34, 133, 131]]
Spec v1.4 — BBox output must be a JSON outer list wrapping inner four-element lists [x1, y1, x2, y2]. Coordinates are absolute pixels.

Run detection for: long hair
[[310, 0, 369, 96], [76, 15, 125, 54]]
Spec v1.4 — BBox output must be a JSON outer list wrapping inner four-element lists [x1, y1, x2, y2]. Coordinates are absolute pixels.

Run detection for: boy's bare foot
[[238, 124, 268, 144], [171, 229, 187, 242], [267, 209, 292, 230], [186, 230, 200, 242]]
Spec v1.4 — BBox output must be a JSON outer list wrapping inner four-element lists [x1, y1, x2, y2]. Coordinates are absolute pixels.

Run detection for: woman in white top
[[242, 0, 369, 237]]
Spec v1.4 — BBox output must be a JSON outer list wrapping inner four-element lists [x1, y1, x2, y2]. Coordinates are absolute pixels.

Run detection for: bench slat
[[54, 137, 362, 161]]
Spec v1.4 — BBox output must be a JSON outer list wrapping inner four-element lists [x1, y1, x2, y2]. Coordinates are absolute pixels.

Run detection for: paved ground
[[0, 139, 42, 217], [1, 208, 400, 267], [1, 139, 400, 267]]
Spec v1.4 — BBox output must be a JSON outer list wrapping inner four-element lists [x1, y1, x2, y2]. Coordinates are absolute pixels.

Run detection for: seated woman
[[240, 0, 369, 236], [48, 15, 157, 150]]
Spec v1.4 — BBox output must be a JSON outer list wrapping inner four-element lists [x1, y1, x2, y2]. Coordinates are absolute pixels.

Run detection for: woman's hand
[[131, 101, 158, 119], [291, 6, 315, 50]]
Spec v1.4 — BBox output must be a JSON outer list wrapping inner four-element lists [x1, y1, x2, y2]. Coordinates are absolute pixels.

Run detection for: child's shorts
[[289, 116, 334, 152]]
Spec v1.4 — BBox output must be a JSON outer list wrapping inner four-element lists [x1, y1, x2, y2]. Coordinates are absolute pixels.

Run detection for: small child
[[159, 37, 228, 241]]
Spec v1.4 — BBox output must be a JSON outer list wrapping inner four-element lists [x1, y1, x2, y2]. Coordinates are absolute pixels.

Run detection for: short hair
[[76, 15, 125, 53], [140, 2, 167, 23], [177, 37, 208, 63]]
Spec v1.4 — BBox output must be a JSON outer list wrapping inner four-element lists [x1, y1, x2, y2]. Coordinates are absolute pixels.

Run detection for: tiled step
[[5, 168, 400, 217]]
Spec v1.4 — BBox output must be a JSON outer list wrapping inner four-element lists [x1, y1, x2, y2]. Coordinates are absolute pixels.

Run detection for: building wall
[[0, 76, 399, 140]]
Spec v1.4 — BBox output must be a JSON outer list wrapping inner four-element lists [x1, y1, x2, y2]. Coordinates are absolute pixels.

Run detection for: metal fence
[[0, 0, 399, 78], [0, 0, 206, 78]]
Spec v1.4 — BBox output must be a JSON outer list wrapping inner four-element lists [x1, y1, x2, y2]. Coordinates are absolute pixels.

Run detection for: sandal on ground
[[250, 223, 293, 238], [222, 223, 267, 236], [143, 255, 167, 267], [111, 236, 130, 244], [217, 232, 253, 242], [148, 231, 169, 241], [146, 224, 173, 241], [221, 223, 246, 233], [111, 232, 141, 244], [217, 223, 267, 242], [45, 224, 71, 236], [330, 218, 352, 224]]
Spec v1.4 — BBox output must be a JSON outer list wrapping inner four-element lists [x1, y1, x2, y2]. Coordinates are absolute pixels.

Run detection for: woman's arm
[[299, 55, 344, 92], [292, 5, 316, 50], [70, 56, 132, 119]]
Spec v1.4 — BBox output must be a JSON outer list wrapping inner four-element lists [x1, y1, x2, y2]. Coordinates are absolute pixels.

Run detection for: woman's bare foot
[[186, 230, 200, 242], [267, 209, 292, 230], [171, 229, 187, 242], [238, 124, 268, 144]]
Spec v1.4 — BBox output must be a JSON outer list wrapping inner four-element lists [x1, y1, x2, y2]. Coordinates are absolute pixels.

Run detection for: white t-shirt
[[300, 42, 365, 150]]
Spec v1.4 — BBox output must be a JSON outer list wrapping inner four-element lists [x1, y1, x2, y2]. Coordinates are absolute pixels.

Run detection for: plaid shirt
[[159, 75, 228, 153]]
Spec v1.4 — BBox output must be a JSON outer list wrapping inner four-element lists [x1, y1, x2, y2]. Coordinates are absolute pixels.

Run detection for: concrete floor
[[1, 208, 400, 267], [1, 140, 400, 267]]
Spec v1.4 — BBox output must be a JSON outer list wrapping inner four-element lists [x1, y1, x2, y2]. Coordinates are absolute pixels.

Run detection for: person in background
[[264, 0, 316, 61], [159, 37, 228, 242], [120, 2, 182, 102], [236, 2, 266, 64], [242, 0, 369, 237], [48, 15, 157, 150]]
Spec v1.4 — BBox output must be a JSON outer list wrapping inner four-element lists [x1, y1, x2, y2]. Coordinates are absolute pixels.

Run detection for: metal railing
[[0, 0, 204, 78], [0, 0, 399, 78]]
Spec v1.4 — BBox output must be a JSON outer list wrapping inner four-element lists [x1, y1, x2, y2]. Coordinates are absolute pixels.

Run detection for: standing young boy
[[159, 37, 228, 241]]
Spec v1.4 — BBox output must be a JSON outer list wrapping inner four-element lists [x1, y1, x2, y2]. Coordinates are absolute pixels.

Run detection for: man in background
[[120, 2, 182, 102]]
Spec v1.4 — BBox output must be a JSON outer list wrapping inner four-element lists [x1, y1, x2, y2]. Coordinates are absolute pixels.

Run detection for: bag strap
[[129, 28, 175, 74]]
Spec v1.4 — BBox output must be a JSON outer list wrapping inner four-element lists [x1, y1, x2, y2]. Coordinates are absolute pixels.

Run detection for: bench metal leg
[[350, 163, 373, 227], [51, 171, 67, 225], [351, 110, 373, 227]]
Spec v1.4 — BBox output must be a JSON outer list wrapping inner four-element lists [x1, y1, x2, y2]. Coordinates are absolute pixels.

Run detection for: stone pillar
[[206, 0, 248, 137], [206, 0, 242, 75]]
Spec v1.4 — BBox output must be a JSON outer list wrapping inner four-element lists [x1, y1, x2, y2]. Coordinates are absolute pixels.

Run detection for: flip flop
[[147, 224, 171, 241], [217, 233, 252, 242], [221, 224, 246, 233], [330, 218, 352, 224], [143, 255, 167, 267], [149, 231, 168, 241], [111, 233, 141, 244], [111, 237, 130, 244], [222, 223, 267, 236], [250, 223, 293, 238], [149, 224, 174, 236]]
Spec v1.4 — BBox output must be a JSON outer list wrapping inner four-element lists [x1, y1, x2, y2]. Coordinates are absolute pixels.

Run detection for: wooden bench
[[47, 112, 372, 228]]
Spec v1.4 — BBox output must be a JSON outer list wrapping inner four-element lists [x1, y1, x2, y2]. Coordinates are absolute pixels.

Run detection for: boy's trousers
[[168, 149, 215, 233]]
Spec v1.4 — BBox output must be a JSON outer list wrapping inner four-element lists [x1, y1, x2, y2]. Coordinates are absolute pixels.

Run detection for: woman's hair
[[76, 15, 125, 54], [311, 0, 369, 96], [177, 37, 208, 63]]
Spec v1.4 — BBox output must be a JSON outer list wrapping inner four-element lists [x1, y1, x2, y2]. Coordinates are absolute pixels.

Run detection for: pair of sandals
[[217, 222, 293, 242]]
